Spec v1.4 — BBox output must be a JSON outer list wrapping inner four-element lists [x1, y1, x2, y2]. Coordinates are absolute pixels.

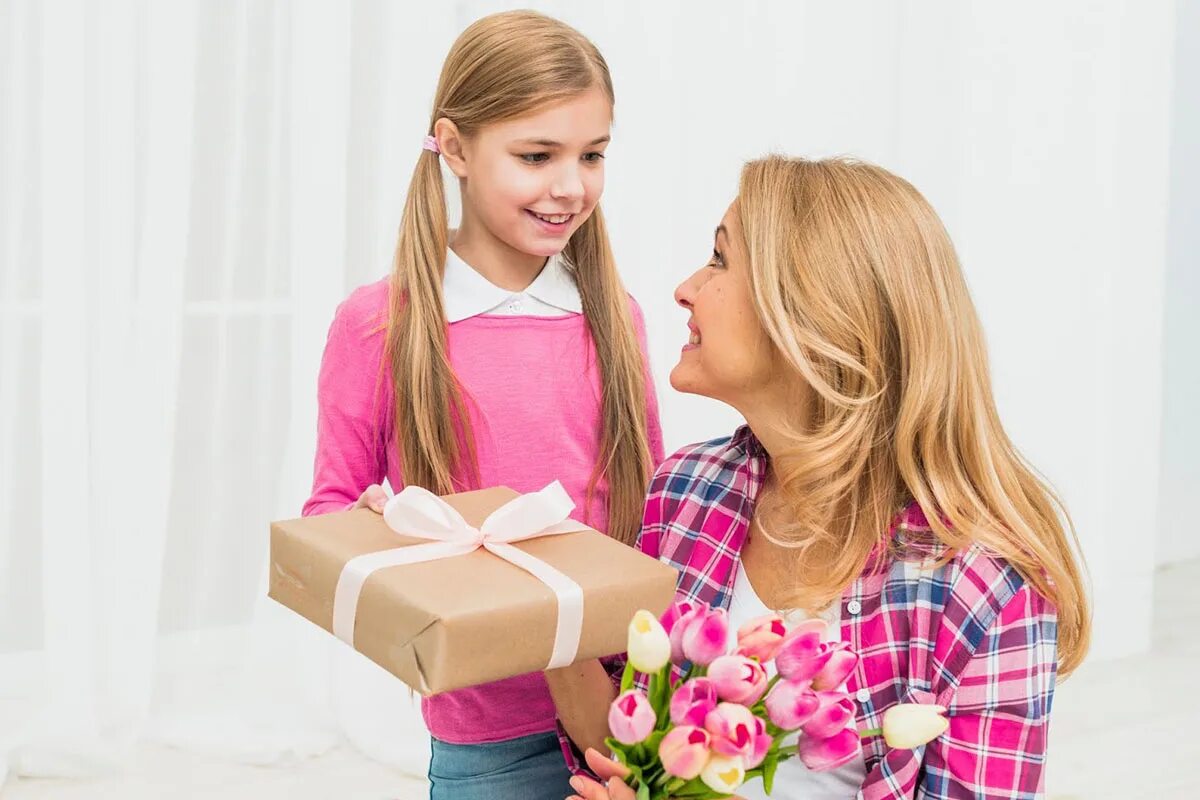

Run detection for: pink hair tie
[[422, 135, 440, 154]]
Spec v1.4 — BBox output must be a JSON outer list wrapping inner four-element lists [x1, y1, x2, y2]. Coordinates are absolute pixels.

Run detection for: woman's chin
[[669, 363, 706, 396]]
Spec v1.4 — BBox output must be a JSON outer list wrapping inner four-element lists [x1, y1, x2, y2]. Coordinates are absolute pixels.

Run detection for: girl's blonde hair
[[387, 10, 653, 545], [739, 156, 1090, 675]]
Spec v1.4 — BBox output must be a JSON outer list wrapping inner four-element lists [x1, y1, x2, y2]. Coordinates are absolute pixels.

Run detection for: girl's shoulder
[[331, 277, 390, 338]]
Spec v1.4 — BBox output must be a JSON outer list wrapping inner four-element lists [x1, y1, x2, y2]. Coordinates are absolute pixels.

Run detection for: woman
[[547, 156, 1089, 799]]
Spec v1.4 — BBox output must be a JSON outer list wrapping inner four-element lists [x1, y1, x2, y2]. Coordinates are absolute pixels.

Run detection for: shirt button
[[847, 600, 862, 615], [856, 688, 872, 704]]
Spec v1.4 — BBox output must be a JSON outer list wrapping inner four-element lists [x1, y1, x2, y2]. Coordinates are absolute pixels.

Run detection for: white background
[[1, 0, 1195, 787]]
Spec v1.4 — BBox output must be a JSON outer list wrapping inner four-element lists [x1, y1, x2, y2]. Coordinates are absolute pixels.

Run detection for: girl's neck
[[450, 216, 548, 292]]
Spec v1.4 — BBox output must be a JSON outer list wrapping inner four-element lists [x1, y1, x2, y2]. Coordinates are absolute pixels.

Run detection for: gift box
[[269, 483, 678, 695]]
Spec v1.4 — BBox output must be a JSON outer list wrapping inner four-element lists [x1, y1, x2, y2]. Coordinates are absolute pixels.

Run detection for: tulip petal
[[811, 643, 860, 691], [882, 703, 950, 749], [797, 727, 862, 772], [700, 754, 746, 793], [801, 691, 856, 739]]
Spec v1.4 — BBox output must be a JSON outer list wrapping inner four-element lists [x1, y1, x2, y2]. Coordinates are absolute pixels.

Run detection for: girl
[[302, 11, 663, 800], [550, 156, 1089, 799]]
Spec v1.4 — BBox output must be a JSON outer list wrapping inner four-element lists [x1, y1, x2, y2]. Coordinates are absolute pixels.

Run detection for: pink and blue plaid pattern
[[559, 426, 1058, 799]]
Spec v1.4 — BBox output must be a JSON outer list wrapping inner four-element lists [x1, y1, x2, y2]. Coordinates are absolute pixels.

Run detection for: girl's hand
[[353, 484, 388, 513], [566, 748, 634, 800]]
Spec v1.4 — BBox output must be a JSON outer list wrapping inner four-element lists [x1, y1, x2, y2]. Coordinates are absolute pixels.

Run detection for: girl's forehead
[[485, 88, 612, 142]]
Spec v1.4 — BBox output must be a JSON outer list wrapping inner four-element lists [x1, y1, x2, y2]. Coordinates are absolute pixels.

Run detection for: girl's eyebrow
[[715, 224, 728, 241], [514, 135, 611, 148]]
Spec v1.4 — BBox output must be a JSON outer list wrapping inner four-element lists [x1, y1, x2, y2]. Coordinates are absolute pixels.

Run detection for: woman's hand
[[353, 484, 388, 513], [566, 748, 635, 800]]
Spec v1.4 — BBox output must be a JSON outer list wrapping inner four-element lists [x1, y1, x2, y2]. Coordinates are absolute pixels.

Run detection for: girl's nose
[[550, 165, 585, 202]]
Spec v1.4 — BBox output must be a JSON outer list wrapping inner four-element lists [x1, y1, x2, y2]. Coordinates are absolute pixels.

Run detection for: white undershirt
[[726, 562, 866, 800]]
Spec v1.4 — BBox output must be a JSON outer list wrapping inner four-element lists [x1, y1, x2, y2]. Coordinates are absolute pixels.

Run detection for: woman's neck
[[450, 217, 547, 292]]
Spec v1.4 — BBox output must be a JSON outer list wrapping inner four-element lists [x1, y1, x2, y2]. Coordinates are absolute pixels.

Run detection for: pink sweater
[[303, 278, 664, 744]]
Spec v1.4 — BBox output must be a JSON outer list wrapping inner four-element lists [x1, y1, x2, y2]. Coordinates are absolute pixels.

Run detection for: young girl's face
[[455, 87, 611, 258], [670, 204, 782, 408]]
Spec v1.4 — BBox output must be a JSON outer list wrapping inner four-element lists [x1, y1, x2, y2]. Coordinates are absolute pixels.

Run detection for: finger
[[568, 774, 610, 800], [364, 485, 387, 513], [607, 777, 637, 800], [584, 748, 630, 780]]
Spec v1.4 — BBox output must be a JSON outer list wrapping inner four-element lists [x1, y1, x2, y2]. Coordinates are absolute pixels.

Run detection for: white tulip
[[626, 609, 671, 673], [700, 754, 746, 793], [882, 703, 949, 749]]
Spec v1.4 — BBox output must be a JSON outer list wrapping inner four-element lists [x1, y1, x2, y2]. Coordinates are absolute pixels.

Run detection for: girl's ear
[[433, 117, 468, 178]]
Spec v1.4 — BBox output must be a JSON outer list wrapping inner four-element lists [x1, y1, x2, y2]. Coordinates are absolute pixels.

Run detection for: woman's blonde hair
[[386, 11, 653, 545], [739, 156, 1090, 675]]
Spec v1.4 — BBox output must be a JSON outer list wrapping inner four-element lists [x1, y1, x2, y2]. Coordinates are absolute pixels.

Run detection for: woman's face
[[670, 203, 782, 410]]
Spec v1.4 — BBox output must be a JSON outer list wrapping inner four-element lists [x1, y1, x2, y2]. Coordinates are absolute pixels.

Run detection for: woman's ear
[[433, 117, 468, 178]]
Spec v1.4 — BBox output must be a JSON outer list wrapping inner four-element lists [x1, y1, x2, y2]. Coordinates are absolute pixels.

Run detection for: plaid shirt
[[559, 426, 1058, 799]]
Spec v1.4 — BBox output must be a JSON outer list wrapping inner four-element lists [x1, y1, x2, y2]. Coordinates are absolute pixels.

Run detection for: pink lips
[[683, 320, 700, 352]]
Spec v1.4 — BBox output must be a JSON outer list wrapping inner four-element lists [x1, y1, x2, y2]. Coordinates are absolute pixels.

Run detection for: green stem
[[620, 660, 635, 694], [860, 726, 883, 738]]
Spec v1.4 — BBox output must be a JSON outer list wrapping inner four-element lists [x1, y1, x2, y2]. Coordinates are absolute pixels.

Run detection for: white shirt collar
[[442, 247, 583, 323]]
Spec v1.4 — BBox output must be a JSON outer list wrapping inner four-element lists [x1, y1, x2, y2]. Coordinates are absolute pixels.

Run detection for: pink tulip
[[704, 702, 758, 761], [764, 678, 820, 730], [801, 691, 856, 739], [670, 677, 719, 727], [810, 642, 860, 691], [608, 689, 656, 745], [666, 603, 701, 663], [672, 606, 730, 666], [660, 600, 696, 637], [797, 726, 862, 771], [735, 614, 787, 662], [746, 715, 772, 770], [707, 655, 768, 705], [775, 620, 832, 681], [658, 725, 712, 779]]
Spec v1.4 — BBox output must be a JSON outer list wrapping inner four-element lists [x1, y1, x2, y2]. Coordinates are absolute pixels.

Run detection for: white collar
[[441, 247, 582, 323]]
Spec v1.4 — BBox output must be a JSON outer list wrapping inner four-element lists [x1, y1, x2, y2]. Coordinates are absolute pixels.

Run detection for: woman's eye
[[520, 153, 550, 164], [708, 248, 725, 268], [583, 152, 606, 163]]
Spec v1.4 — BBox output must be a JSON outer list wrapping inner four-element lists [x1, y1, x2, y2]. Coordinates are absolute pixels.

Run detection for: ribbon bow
[[332, 482, 586, 670]]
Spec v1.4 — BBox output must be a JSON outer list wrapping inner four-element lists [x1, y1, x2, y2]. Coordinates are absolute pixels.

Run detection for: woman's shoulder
[[649, 425, 760, 494], [881, 503, 1050, 637]]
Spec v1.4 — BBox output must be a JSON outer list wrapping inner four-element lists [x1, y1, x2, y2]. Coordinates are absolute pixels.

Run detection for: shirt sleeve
[[301, 298, 390, 517], [916, 583, 1057, 799]]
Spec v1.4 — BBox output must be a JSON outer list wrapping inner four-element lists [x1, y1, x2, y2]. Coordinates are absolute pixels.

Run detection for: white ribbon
[[331, 481, 586, 670]]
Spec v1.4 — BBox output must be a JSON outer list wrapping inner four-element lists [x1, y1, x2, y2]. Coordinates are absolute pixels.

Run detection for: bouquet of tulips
[[605, 601, 949, 799]]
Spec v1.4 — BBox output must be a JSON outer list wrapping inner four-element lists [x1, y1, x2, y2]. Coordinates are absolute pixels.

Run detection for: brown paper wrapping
[[269, 486, 678, 695]]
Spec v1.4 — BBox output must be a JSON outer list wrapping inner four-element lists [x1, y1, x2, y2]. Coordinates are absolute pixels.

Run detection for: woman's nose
[[675, 268, 703, 309]]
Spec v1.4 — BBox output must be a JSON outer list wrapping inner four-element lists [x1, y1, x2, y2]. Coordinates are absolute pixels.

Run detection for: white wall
[[1158, 0, 1200, 568]]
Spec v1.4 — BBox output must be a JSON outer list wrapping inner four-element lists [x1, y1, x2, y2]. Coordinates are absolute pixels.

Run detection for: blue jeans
[[428, 731, 573, 800]]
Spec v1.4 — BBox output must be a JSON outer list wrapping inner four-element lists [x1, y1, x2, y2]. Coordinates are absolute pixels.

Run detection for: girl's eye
[[520, 153, 550, 164], [583, 152, 606, 163], [708, 248, 725, 268]]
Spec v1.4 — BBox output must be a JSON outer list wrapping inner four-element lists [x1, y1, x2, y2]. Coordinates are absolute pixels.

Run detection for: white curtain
[[0, 0, 1181, 786]]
